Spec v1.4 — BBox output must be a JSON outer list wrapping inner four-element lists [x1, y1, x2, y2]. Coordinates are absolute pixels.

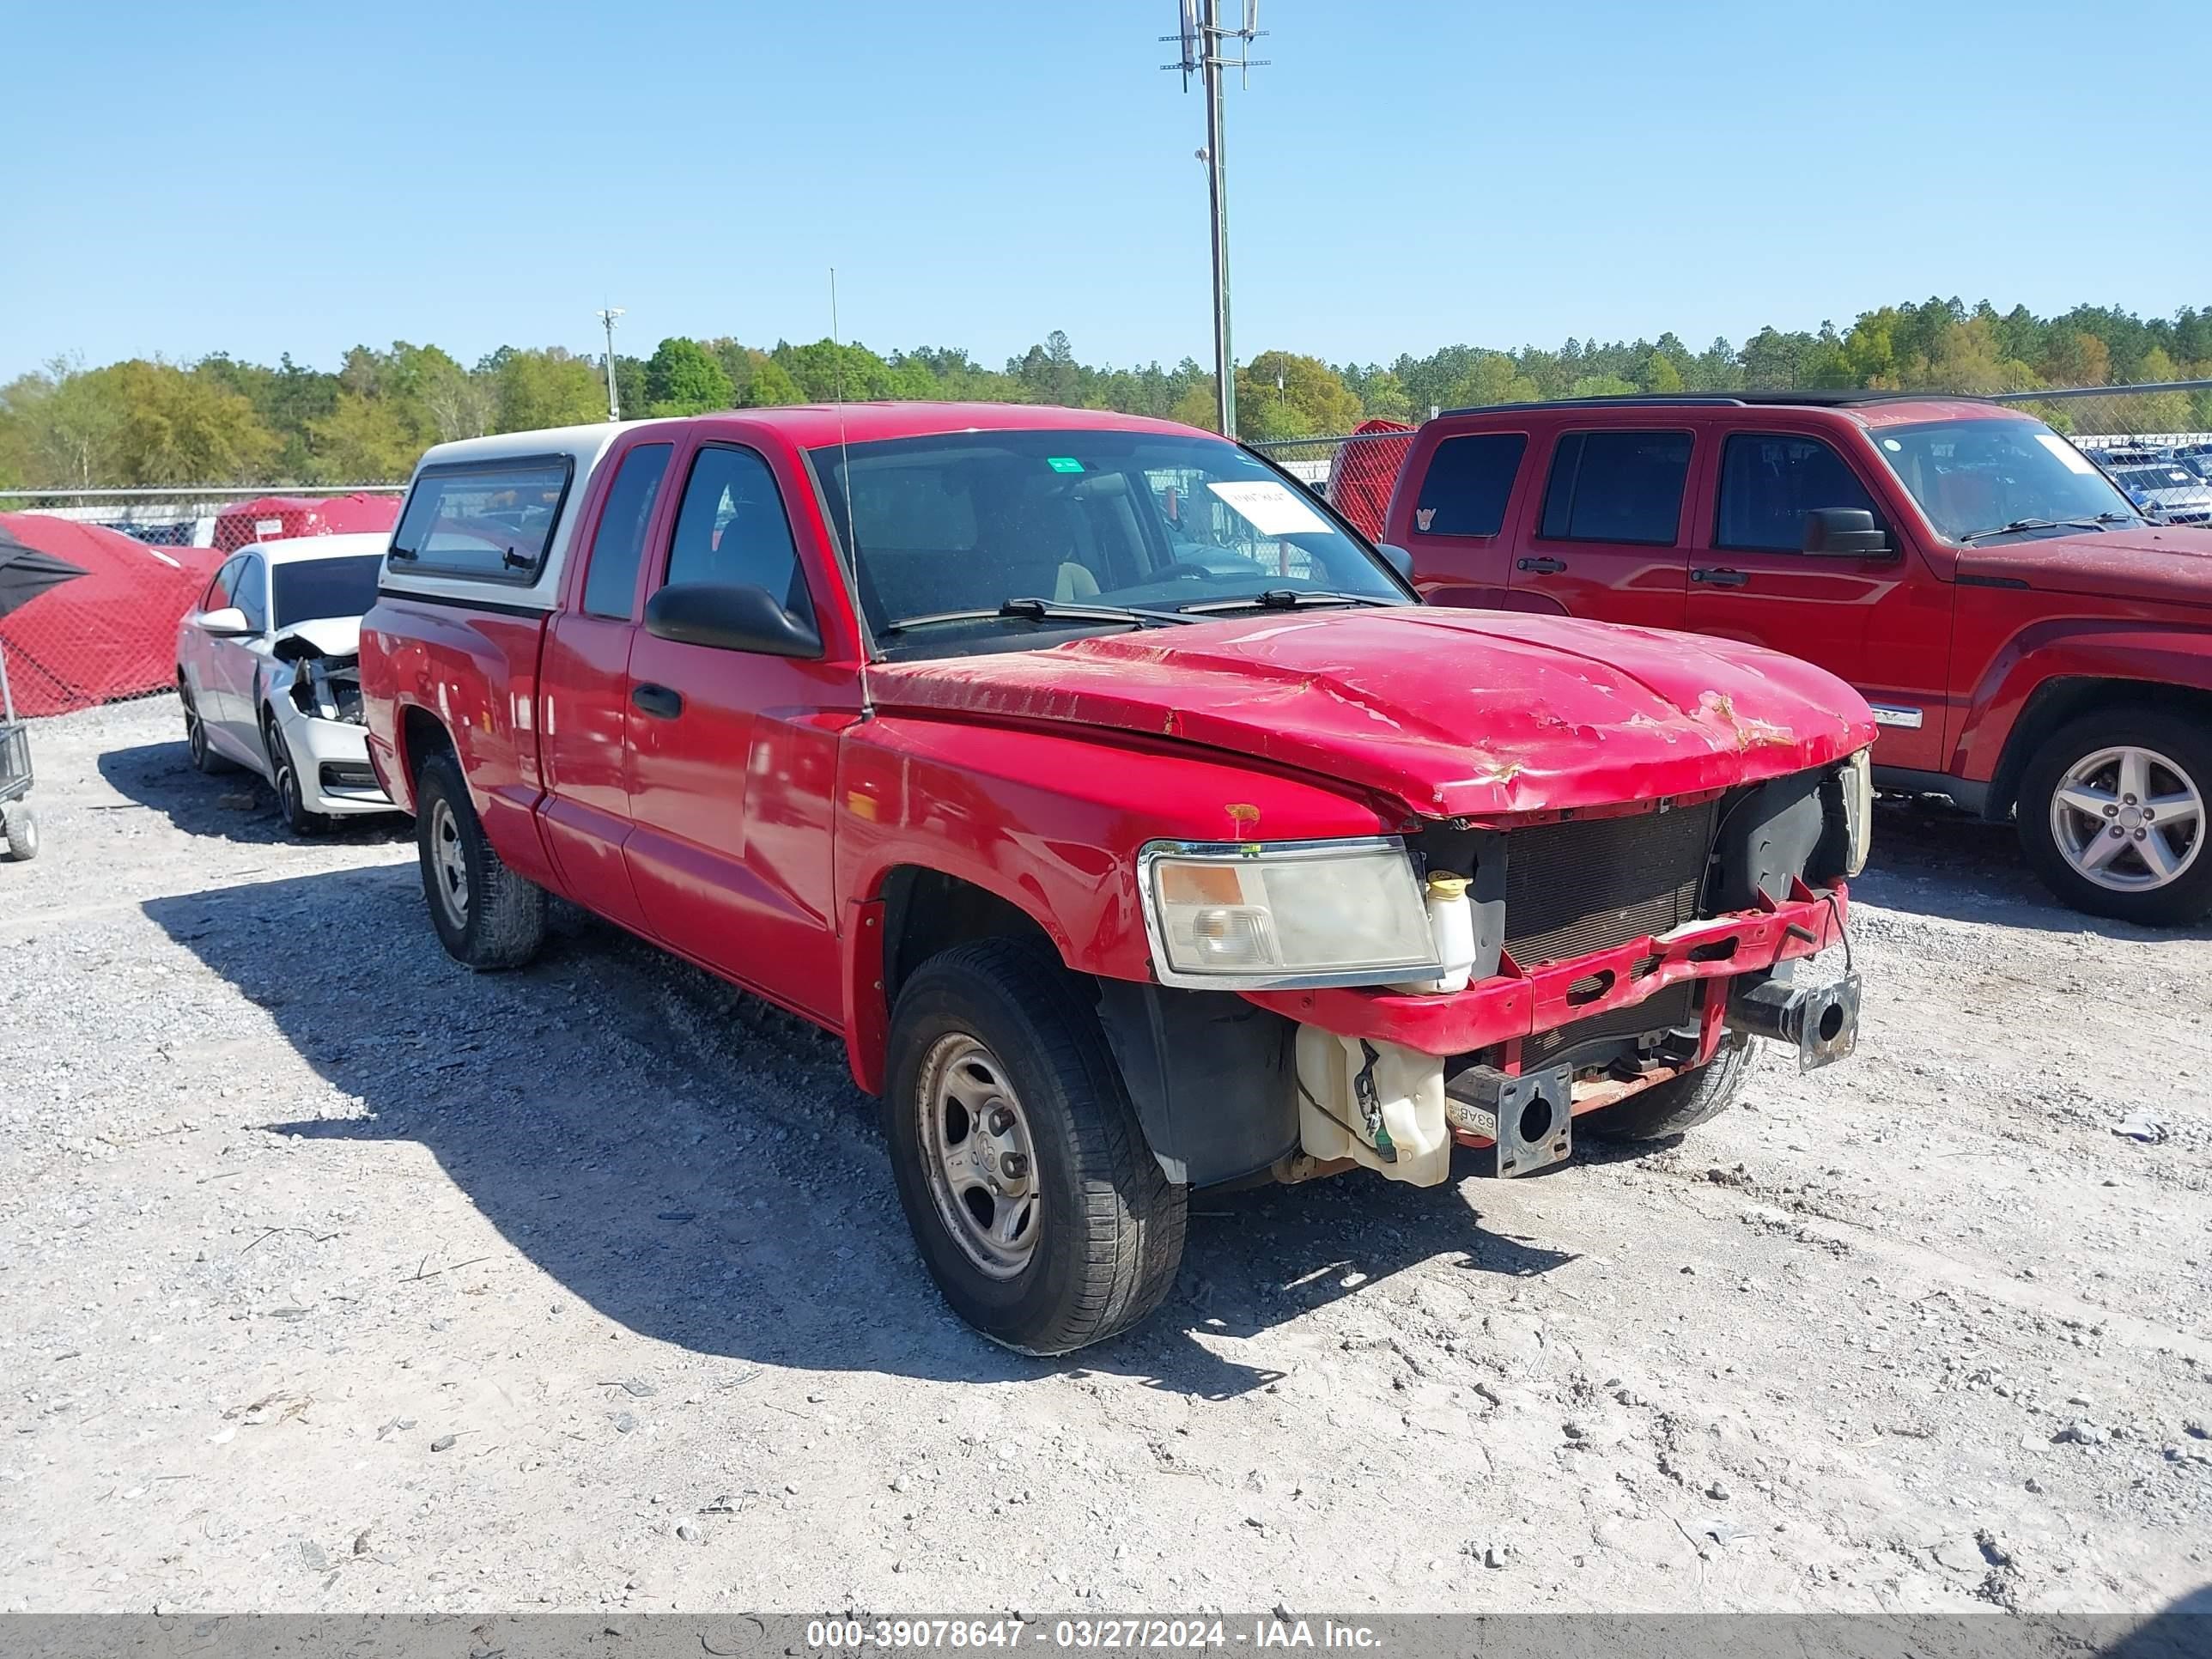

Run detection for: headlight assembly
[[1840, 747, 1873, 878], [1137, 837, 1442, 990]]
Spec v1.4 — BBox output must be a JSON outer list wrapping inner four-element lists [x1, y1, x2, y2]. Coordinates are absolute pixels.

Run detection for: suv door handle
[[1691, 567, 1749, 587], [1516, 556, 1567, 574], [630, 683, 684, 720]]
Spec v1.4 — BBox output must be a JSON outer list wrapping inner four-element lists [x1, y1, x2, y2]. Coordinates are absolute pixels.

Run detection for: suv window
[[665, 445, 813, 624], [581, 443, 673, 619], [389, 457, 573, 581], [1716, 435, 1883, 552], [1413, 433, 1526, 537], [1538, 430, 1692, 545], [234, 552, 269, 633]]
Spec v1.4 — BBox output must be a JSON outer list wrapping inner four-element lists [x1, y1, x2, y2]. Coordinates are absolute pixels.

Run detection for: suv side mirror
[[198, 605, 255, 637], [644, 582, 821, 657], [1375, 543, 1415, 582], [1802, 508, 1891, 556]]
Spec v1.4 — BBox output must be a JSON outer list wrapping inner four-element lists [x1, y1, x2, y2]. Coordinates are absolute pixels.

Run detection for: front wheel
[[414, 750, 546, 970], [2017, 708, 2212, 926], [884, 939, 1185, 1355], [263, 711, 329, 837], [1583, 1033, 1757, 1143]]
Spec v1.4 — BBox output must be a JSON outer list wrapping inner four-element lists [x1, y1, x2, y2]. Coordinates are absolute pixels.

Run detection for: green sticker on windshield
[[1046, 456, 1085, 473]]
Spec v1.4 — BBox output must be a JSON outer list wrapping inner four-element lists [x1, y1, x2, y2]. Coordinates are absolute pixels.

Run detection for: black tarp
[[0, 525, 88, 623]]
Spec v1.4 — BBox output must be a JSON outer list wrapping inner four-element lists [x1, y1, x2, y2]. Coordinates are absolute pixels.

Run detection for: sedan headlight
[[1138, 837, 1440, 990], [1839, 748, 1873, 878]]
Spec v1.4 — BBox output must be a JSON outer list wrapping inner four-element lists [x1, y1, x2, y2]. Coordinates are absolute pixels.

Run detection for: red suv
[[1380, 393, 2212, 925]]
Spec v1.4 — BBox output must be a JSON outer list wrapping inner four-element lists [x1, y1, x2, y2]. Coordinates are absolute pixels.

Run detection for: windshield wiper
[[1175, 588, 1402, 615], [876, 596, 1193, 637], [1958, 517, 2112, 543]]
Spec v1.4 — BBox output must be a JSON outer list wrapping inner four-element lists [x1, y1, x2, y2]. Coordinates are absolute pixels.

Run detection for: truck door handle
[[1516, 557, 1567, 574], [1692, 567, 1749, 587], [630, 683, 684, 720]]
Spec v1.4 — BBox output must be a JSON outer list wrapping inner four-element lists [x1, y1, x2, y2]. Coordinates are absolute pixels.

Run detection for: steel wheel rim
[[428, 798, 471, 926], [916, 1033, 1040, 1280], [2050, 743, 2204, 893], [185, 695, 205, 763]]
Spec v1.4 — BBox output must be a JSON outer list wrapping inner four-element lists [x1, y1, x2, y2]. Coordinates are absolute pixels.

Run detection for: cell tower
[[1164, 1, 1266, 439]]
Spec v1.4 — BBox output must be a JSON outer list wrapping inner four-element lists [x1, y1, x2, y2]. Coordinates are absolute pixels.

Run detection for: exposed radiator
[[1501, 800, 1717, 968]]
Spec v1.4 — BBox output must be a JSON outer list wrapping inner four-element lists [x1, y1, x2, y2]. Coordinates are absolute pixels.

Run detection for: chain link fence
[[1250, 381, 2212, 541], [0, 485, 403, 717], [8, 383, 2212, 718]]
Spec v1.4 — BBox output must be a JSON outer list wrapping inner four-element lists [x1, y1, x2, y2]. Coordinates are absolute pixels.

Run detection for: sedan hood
[[865, 609, 1872, 819], [1958, 525, 2212, 611], [270, 616, 362, 661]]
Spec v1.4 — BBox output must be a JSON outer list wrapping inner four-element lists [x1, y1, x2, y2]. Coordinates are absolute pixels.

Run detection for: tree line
[[3, 295, 2209, 489]]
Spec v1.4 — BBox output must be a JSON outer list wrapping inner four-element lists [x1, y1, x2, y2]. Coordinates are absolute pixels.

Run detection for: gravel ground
[[2, 694, 2209, 1617]]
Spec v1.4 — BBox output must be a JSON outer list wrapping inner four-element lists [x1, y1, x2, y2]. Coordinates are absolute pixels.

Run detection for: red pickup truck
[[1371, 392, 2212, 925], [360, 403, 1874, 1354]]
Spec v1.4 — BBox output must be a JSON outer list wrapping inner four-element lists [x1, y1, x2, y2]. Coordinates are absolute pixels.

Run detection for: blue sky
[[4, 0, 2206, 381]]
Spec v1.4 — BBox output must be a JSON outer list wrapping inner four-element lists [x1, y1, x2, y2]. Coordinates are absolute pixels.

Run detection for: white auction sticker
[[1206, 479, 1332, 537], [2033, 433, 2097, 476]]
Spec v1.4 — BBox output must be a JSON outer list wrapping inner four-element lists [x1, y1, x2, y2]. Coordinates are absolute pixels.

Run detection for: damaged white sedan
[[175, 532, 393, 835]]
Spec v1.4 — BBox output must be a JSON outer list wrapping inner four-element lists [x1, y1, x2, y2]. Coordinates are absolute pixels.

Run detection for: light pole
[[1166, 1, 1264, 438], [595, 307, 625, 420]]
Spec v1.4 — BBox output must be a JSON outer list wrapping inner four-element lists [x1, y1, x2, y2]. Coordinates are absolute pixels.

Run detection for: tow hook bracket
[[1727, 972, 1862, 1072], [1444, 1062, 1573, 1178]]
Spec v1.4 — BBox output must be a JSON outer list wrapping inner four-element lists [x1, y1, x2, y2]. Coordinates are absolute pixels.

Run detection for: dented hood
[[865, 609, 1874, 819], [270, 616, 362, 662]]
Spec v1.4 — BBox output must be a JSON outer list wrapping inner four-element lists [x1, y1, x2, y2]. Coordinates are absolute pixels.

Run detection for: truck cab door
[[538, 440, 676, 933], [1505, 428, 1696, 630], [1684, 430, 1951, 772], [621, 441, 857, 1023]]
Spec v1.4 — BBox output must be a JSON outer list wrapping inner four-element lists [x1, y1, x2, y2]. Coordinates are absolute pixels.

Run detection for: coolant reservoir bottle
[[1394, 872, 1476, 994]]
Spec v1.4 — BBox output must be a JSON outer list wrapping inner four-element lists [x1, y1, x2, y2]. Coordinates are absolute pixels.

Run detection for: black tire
[[181, 680, 236, 775], [414, 749, 546, 970], [263, 711, 330, 837], [884, 939, 1186, 1356], [2016, 708, 2212, 926], [1583, 1033, 1757, 1143], [2, 804, 38, 862]]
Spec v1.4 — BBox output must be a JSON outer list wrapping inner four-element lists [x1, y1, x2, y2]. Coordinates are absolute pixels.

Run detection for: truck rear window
[[389, 457, 573, 582]]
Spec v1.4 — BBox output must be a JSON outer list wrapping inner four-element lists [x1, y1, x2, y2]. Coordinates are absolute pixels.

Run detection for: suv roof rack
[[1434, 390, 1998, 417]]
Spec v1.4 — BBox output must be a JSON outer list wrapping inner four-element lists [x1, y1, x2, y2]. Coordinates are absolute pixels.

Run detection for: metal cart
[[0, 640, 35, 860]]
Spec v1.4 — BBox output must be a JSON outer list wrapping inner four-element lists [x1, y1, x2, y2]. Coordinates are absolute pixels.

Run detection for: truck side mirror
[[643, 582, 821, 658], [1802, 508, 1891, 556], [1375, 543, 1415, 582]]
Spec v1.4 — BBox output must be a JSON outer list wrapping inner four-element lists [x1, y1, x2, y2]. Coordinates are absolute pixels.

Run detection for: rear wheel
[[181, 680, 234, 775], [414, 750, 546, 970], [1583, 1033, 1757, 1143], [2017, 708, 2212, 926], [884, 939, 1185, 1355], [263, 710, 329, 837], [2, 803, 38, 862]]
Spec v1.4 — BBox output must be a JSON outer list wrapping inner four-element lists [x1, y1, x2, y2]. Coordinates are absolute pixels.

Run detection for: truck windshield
[[809, 429, 1408, 651], [1870, 416, 2142, 543]]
